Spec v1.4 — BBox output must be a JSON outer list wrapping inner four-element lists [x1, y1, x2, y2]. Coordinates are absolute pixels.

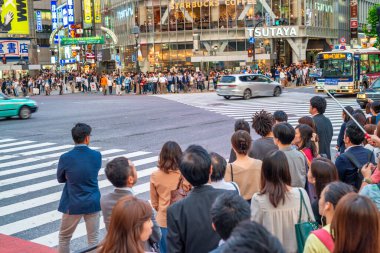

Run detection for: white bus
[[314, 48, 380, 95]]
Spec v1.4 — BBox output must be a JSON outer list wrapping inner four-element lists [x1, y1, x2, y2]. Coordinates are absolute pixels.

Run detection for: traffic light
[[274, 18, 288, 26], [377, 7, 380, 38], [247, 48, 253, 57], [2, 55, 6, 64]]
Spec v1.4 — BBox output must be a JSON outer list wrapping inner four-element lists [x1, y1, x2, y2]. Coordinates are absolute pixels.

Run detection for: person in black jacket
[[167, 145, 232, 253], [336, 106, 354, 154], [335, 122, 375, 190], [309, 96, 333, 159]]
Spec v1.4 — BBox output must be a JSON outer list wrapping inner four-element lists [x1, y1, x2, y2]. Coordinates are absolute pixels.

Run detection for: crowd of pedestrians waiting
[[55, 94, 380, 253], [1, 64, 315, 97]]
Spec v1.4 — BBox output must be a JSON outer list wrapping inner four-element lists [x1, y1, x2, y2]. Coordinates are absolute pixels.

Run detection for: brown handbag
[[170, 176, 189, 205]]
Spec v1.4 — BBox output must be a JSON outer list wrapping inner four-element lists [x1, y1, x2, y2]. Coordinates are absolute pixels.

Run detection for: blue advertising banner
[[67, 0, 74, 25], [51, 1, 58, 44], [36, 10, 42, 32], [62, 5, 68, 27]]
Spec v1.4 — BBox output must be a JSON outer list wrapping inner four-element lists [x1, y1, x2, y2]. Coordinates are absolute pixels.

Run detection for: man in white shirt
[[159, 74, 167, 94]]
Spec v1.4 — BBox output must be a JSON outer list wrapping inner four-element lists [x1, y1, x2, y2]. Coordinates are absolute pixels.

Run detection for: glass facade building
[[101, 0, 349, 71]]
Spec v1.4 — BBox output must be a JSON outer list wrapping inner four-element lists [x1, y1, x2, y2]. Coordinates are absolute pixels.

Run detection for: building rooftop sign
[[60, 36, 105, 46]]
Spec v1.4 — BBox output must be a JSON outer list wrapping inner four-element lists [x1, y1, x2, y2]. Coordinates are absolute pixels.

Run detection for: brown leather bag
[[170, 176, 189, 205]]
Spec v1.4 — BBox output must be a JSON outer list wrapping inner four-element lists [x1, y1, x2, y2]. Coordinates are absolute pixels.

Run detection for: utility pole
[[91, 0, 97, 70], [252, 19, 264, 65]]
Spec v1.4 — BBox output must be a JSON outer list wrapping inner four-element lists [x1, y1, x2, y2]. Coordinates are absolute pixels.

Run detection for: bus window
[[360, 54, 369, 73], [374, 55, 380, 72], [369, 54, 376, 73]]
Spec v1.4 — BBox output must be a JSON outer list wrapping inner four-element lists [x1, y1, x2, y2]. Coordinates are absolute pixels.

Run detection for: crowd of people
[[1, 64, 316, 97], [56, 94, 380, 253]]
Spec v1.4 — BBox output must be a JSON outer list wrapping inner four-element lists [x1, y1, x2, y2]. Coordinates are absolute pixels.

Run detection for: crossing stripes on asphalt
[[0, 138, 160, 248]]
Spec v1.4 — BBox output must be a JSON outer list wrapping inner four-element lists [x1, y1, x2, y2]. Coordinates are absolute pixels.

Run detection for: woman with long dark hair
[[251, 150, 314, 253], [294, 124, 318, 163], [150, 141, 190, 253], [298, 116, 319, 154], [98, 195, 153, 253], [331, 193, 380, 253], [308, 158, 339, 225]]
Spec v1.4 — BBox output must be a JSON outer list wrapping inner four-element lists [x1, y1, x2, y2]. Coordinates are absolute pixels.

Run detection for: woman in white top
[[251, 150, 314, 253]]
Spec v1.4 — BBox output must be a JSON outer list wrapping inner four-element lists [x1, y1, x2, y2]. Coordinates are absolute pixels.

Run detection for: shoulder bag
[[311, 229, 334, 253], [295, 188, 319, 253], [170, 176, 189, 205], [230, 163, 234, 182]]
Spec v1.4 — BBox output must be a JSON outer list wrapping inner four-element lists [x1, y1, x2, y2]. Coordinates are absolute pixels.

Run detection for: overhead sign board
[[0, 40, 30, 57], [247, 26, 298, 38], [319, 53, 347, 60], [60, 36, 105, 46]]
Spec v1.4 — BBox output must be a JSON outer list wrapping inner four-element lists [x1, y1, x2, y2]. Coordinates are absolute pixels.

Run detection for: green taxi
[[0, 93, 38, 119]]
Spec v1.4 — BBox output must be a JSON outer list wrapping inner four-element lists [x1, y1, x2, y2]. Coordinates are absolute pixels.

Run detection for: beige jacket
[[150, 169, 190, 227]]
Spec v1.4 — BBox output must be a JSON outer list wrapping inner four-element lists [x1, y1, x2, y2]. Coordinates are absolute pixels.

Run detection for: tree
[[364, 4, 380, 48]]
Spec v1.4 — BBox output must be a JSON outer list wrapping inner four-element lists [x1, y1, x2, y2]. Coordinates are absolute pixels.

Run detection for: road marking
[[0, 140, 35, 149], [0, 150, 150, 186], [0, 138, 16, 143], [19, 145, 74, 156], [0, 169, 156, 235], [0, 143, 55, 153], [30, 182, 150, 247], [0, 147, 99, 169], [0, 156, 158, 215]]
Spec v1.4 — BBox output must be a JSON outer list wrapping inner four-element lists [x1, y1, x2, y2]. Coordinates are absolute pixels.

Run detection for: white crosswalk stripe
[[0, 138, 159, 249]]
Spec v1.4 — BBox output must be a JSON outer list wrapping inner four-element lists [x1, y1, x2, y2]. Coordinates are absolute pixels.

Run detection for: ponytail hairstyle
[[231, 130, 252, 156]]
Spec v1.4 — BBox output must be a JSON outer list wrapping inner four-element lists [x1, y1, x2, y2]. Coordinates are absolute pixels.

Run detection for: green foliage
[[363, 4, 380, 47]]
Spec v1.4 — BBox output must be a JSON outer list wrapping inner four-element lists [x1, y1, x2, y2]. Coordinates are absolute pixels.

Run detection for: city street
[[0, 89, 359, 250]]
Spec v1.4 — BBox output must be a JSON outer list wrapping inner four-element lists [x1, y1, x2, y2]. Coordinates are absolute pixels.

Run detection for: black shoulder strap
[[230, 163, 234, 182]]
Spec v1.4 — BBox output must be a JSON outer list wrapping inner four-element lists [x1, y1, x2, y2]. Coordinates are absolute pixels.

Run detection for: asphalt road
[[0, 93, 236, 157]]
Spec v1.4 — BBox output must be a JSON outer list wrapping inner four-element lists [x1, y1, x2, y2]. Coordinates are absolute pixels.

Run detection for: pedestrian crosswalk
[[0, 138, 159, 250], [160, 93, 359, 147]]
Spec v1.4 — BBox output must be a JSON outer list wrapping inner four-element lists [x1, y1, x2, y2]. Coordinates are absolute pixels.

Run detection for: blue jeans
[[160, 227, 167, 253]]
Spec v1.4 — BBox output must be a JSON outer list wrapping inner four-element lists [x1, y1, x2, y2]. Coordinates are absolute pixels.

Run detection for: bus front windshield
[[316, 59, 353, 78]]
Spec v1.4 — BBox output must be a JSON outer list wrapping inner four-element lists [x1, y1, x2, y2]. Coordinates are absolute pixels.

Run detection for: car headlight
[[357, 94, 366, 99]]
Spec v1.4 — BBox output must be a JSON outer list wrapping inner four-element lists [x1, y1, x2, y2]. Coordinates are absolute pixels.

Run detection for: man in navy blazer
[[57, 123, 102, 253], [335, 122, 375, 190]]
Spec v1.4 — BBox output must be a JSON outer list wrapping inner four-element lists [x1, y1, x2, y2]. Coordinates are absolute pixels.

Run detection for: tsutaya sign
[[246, 26, 299, 38], [170, 0, 256, 9]]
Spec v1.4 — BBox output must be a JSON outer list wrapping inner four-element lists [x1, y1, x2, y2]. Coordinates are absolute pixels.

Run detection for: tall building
[[100, 0, 352, 72]]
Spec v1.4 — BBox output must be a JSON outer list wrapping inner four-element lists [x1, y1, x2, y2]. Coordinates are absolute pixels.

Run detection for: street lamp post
[[252, 18, 264, 65], [132, 26, 140, 74]]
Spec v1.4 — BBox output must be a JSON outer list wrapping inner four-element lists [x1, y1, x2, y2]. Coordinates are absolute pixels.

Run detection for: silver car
[[216, 74, 282, 100]]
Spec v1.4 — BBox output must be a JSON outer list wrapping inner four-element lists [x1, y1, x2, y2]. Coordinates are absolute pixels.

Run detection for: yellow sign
[[84, 0, 92, 24], [322, 53, 346, 60], [0, 0, 29, 35], [94, 0, 101, 24], [170, 0, 256, 9]]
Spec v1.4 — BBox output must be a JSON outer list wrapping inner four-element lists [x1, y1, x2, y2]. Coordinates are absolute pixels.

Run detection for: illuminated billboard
[[0, 0, 30, 35]]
